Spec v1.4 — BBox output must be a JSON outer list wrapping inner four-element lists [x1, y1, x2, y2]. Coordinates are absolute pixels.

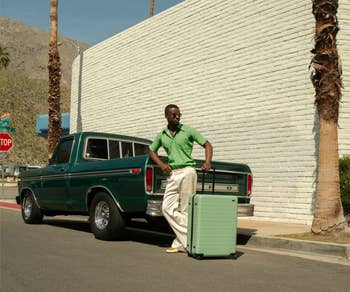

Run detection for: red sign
[[0, 132, 13, 152]]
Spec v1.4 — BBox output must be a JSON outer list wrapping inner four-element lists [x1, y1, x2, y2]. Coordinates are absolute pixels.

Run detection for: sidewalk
[[238, 218, 311, 236], [1, 199, 349, 261], [237, 217, 350, 261], [0, 182, 18, 187]]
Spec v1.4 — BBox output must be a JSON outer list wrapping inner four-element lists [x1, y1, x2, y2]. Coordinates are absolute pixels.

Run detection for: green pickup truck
[[17, 132, 253, 240]]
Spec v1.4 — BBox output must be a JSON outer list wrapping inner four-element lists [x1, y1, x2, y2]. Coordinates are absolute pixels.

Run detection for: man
[[149, 104, 213, 253]]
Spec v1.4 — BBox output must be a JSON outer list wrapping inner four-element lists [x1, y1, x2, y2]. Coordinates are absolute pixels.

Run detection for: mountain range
[[0, 17, 90, 86], [0, 17, 91, 165]]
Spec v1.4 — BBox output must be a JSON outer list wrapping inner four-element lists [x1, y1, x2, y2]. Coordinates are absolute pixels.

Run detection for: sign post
[[1, 157, 4, 198]]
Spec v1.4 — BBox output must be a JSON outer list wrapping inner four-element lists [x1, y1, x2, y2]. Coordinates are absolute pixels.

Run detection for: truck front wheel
[[21, 192, 44, 224], [90, 192, 125, 241]]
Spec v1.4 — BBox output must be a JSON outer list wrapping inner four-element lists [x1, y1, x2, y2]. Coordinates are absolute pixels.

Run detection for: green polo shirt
[[149, 123, 207, 169]]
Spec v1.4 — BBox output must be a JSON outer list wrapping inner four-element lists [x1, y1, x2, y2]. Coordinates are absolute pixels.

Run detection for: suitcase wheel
[[188, 253, 204, 260]]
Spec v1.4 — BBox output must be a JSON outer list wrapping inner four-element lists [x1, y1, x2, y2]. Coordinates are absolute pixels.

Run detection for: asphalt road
[[1, 208, 350, 292]]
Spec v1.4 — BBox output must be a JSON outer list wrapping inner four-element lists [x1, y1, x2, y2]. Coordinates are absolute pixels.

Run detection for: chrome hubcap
[[23, 196, 33, 220], [94, 201, 110, 230]]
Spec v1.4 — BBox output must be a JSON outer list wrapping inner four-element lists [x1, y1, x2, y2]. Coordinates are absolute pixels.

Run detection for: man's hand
[[201, 161, 211, 171], [149, 150, 172, 174], [161, 163, 172, 174]]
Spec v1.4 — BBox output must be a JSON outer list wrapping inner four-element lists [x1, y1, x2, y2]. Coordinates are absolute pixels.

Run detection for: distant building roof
[[36, 112, 70, 137]]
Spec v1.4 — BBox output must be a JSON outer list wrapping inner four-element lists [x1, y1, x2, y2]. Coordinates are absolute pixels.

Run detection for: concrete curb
[[242, 234, 350, 260]]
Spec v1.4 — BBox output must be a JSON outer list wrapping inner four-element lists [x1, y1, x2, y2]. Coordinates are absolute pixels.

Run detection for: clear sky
[[0, 0, 183, 44]]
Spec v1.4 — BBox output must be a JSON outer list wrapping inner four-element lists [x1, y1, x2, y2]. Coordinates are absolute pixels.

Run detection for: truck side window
[[134, 143, 149, 156], [53, 139, 73, 164], [109, 140, 121, 159], [85, 138, 108, 160], [121, 142, 133, 158]]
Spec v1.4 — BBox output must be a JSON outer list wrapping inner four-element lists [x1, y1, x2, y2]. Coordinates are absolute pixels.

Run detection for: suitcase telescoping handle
[[198, 168, 216, 194]]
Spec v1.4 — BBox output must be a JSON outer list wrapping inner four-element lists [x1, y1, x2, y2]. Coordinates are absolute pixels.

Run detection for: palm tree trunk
[[312, 119, 346, 232], [311, 0, 346, 233], [150, 0, 155, 17], [48, 0, 61, 158]]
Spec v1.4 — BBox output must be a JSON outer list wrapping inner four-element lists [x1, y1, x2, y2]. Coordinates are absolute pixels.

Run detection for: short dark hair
[[164, 104, 179, 115]]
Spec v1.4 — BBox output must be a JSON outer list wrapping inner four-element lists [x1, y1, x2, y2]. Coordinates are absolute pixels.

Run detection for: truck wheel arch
[[20, 188, 41, 209], [86, 186, 124, 213]]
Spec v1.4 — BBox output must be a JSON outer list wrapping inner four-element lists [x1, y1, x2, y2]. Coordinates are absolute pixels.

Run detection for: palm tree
[[0, 47, 10, 70], [48, 0, 61, 158], [150, 0, 155, 17], [310, 0, 347, 233]]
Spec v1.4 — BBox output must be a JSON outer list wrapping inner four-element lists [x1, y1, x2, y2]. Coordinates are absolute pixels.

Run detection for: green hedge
[[340, 156, 350, 215]]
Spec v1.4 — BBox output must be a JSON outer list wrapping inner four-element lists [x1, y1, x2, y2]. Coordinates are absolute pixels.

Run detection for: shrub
[[340, 156, 350, 215]]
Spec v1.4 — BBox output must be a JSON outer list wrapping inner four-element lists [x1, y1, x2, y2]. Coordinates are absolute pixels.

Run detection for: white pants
[[162, 167, 197, 250]]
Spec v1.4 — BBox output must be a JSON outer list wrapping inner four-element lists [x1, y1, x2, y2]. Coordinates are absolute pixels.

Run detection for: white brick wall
[[70, 0, 350, 224], [339, 0, 350, 156]]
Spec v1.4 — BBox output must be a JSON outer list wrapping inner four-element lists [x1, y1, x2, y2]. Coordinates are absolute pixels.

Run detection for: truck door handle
[[60, 168, 66, 172]]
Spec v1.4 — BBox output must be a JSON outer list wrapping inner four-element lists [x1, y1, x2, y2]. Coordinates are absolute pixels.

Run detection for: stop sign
[[0, 132, 14, 152]]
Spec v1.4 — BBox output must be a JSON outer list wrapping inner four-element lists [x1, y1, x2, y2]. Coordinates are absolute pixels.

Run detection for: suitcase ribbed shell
[[187, 194, 237, 258]]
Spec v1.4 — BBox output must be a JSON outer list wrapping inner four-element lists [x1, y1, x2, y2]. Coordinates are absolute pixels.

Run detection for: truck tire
[[21, 192, 44, 224], [90, 192, 125, 241]]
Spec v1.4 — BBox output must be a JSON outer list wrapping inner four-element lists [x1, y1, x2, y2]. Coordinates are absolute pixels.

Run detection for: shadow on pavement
[[43, 217, 174, 247], [43, 217, 250, 256], [237, 233, 254, 245], [43, 218, 91, 233], [127, 219, 174, 247]]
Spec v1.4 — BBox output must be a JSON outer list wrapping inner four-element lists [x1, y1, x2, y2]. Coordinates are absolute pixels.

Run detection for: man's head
[[164, 104, 181, 127]]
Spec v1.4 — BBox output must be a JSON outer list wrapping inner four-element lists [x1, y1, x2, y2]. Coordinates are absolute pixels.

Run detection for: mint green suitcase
[[187, 194, 238, 259]]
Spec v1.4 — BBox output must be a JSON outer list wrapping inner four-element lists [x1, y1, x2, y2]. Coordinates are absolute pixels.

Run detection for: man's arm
[[149, 150, 172, 174], [201, 141, 213, 171]]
